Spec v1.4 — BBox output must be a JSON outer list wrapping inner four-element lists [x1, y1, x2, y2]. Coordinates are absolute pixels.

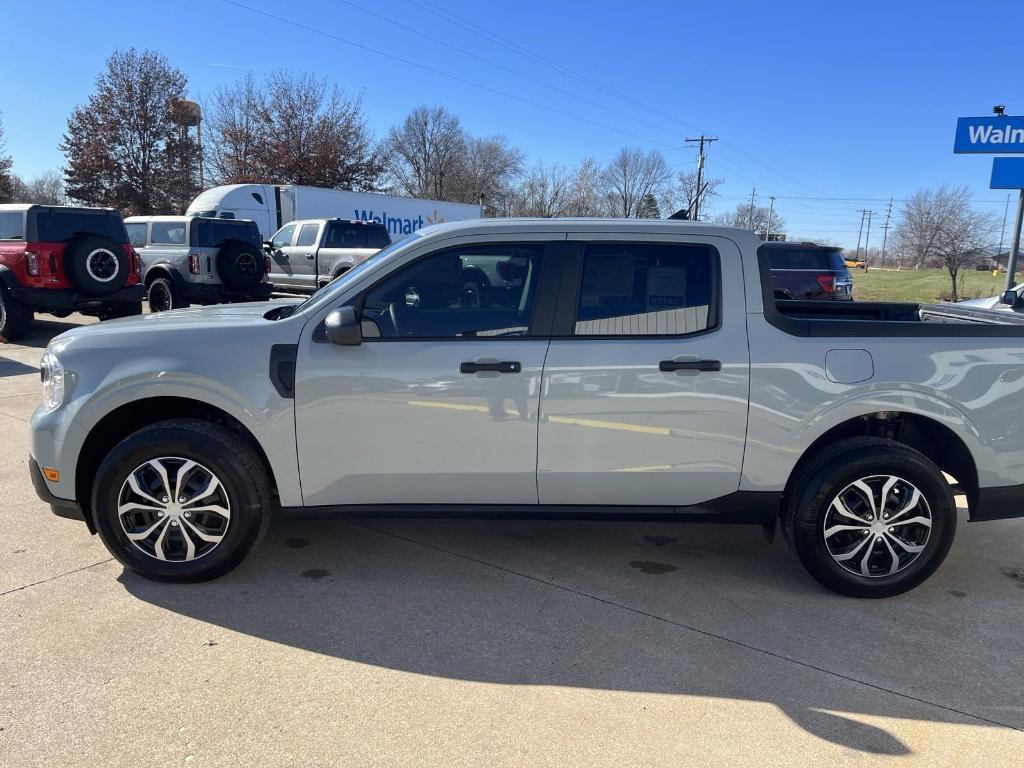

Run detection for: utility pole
[[747, 187, 757, 228], [997, 192, 1011, 265], [765, 196, 776, 241], [879, 198, 893, 268], [855, 209, 868, 258], [862, 210, 874, 267], [1006, 190, 1024, 292], [685, 134, 718, 220]]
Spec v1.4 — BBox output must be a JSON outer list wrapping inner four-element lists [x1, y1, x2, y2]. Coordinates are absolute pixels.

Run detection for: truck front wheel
[[91, 419, 272, 582], [783, 437, 957, 598]]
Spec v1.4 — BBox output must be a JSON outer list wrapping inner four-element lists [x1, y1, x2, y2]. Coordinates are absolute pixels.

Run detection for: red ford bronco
[[0, 204, 144, 341]]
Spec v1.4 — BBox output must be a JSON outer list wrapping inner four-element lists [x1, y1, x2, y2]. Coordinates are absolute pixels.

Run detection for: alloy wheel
[[86, 248, 120, 283], [822, 474, 932, 578], [117, 457, 231, 562]]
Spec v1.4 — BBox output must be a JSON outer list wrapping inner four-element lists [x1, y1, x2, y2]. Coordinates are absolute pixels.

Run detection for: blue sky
[[1, 0, 1021, 248]]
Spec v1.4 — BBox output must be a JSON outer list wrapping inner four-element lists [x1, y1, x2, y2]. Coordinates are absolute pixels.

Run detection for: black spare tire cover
[[217, 240, 263, 291], [64, 235, 128, 297]]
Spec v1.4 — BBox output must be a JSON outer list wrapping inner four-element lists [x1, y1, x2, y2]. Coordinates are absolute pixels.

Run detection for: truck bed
[[771, 300, 1024, 336]]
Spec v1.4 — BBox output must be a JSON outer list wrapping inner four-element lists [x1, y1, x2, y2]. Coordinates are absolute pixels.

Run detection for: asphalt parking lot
[[2, 312, 1023, 767]]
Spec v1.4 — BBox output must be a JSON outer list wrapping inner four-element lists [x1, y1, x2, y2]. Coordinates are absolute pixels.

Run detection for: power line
[[220, 0, 684, 149]]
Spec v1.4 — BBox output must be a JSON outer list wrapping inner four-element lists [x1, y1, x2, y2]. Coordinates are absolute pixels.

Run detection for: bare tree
[[205, 73, 266, 184], [667, 168, 723, 219], [894, 186, 974, 271], [714, 202, 786, 237], [10, 170, 66, 205], [260, 72, 382, 190], [930, 190, 997, 301], [0, 113, 12, 203], [385, 105, 466, 200], [564, 158, 605, 217], [450, 134, 524, 212], [601, 147, 671, 218], [507, 161, 572, 217], [61, 49, 198, 214]]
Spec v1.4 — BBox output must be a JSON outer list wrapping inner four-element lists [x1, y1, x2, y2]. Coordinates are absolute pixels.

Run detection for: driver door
[[294, 236, 563, 507], [267, 223, 297, 288]]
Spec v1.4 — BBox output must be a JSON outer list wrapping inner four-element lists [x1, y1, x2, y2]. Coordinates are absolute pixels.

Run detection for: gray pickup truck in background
[[265, 217, 391, 293], [28, 219, 1024, 597], [125, 216, 272, 312]]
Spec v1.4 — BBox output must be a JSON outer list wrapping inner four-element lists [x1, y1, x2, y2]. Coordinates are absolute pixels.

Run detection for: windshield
[[278, 231, 424, 318]]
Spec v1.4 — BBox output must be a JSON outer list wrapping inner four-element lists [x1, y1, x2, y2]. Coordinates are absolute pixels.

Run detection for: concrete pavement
[[1, 312, 1023, 767]]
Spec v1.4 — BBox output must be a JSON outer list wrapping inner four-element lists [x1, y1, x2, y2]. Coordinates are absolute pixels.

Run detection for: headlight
[[40, 351, 65, 411]]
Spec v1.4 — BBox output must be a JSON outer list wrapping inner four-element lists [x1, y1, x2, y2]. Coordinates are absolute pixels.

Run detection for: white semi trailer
[[185, 184, 481, 239]]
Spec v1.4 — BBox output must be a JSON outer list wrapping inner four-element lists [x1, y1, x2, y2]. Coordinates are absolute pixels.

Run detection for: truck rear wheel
[[0, 285, 32, 342], [783, 437, 956, 598], [91, 419, 273, 582], [148, 277, 188, 313]]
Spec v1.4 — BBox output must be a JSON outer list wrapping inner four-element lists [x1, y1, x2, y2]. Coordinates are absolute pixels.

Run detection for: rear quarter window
[[34, 210, 128, 243], [125, 223, 148, 247], [0, 211, 25, 240]]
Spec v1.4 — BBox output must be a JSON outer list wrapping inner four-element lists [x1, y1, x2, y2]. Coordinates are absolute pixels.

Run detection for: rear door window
[[34, 210, 127, 242], [0, 211, 25, 240], [296, 223, 321, 248], [573, 242, 717, 336], [151, 222, 187, 245]]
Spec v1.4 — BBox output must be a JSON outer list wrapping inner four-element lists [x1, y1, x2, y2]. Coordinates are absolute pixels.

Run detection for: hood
[[49, 300, 302, 351], [959, 295, 1002, 309]]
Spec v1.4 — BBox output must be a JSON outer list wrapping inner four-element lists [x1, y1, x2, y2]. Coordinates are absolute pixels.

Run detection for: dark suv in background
[[0, 204, 144, 341], [762, 242, 854, 301]]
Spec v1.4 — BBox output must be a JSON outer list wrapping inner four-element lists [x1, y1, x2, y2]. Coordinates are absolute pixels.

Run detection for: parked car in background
[[763, 242, 854, 300], [0, 204, 143, 341], [186, 183, 481, 240], [845, 256, 867, 270], [125, 216, 271, 313], [29, 219, 1024, 598], [265, 218, 390, 293]]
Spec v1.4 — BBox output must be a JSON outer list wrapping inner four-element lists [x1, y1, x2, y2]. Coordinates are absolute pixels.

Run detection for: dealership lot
[[2, 313, 1024, 766]]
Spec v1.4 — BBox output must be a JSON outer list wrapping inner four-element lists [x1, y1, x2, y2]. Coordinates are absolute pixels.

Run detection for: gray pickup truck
[[29, 219, 1024, 596], [266, 217, 390, 293]]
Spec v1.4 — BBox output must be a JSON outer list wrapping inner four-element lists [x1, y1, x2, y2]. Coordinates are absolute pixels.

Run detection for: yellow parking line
[[547, 415, 671, 436], [407, 400, 491, 413]]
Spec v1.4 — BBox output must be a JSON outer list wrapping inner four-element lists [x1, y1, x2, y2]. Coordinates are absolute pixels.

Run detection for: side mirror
[[324, 306, 362, 346], [1001, 290, 1020, 307], [263, 240, 274, 250]]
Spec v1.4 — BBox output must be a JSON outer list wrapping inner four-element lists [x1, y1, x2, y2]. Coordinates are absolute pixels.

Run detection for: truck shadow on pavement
[[5, 316, 83, 349], [120, 515, 1024, 756]]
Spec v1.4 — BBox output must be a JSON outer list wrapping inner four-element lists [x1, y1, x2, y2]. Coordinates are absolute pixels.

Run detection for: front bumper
[[28, 455, 86, 525], [11, 284, 145, 312]]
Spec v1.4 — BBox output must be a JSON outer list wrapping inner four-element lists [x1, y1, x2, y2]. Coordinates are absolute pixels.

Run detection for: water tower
[[170, 99, 204, 189]]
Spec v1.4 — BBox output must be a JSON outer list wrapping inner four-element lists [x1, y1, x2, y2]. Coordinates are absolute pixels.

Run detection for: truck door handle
[[659, 359, 722, 373], [305, 253, 315, 259], [460, 361, 522, 374]]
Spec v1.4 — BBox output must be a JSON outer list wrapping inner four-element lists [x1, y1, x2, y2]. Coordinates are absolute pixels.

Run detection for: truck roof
[[413, 216, 758, 241]]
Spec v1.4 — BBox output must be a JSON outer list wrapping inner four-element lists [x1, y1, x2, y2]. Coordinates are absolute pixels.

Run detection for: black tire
[[0, 285, 33, 342], [216, 240, 263, 291], [63, 235, 128, 297], [98, 301, 143, 321], [147, 277, 188, 313], [783, 437, 956, 598], [92, 419, 273, 582]]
